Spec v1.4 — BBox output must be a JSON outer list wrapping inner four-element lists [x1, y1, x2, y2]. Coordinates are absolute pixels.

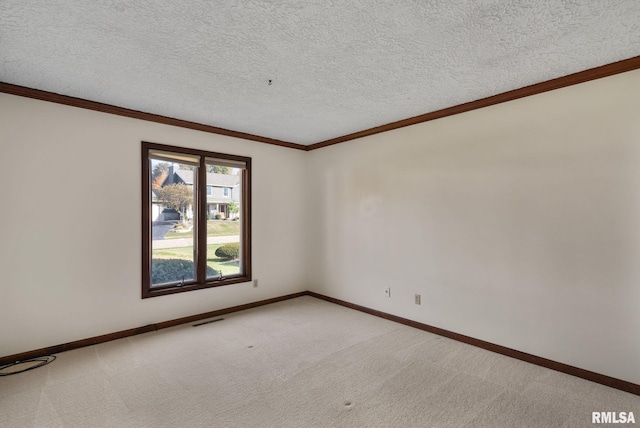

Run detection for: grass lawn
[[152, 243, 240, 276], [164, 220, 239, 240]]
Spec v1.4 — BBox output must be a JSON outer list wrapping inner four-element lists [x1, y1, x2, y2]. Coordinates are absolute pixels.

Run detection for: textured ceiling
[[1, 1, 640, 145]]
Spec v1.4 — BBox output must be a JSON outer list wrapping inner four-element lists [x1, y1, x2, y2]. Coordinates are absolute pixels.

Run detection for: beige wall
[[2, 69, 640, 385], [0, 94, 308, 357], [306, 69, 640, 384]]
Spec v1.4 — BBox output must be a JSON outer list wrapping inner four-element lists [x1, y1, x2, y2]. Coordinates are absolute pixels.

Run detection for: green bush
[[152, 259, 217, 284], [214, 213, 223, 220], [214, 242, 239, 260]]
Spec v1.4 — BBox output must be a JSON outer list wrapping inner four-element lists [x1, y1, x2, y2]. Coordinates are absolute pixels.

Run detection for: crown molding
[[0, 82, 307, 151], [307, 55, 640, 150], [2, 55, 640, 151]]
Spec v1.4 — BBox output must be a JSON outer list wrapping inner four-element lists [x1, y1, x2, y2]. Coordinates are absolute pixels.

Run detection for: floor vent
[[192, 318, 224, 327]]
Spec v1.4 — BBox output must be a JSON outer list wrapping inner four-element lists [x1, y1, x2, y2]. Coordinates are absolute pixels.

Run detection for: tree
[[178, 165, 232, 174], [151, 162, 170, 189], [155, 184, 193, 224], [228, 201, 239, 219], [210, 165, 232, 174]]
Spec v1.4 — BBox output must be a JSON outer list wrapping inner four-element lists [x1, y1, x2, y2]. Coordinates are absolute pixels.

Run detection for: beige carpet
[[1, 296, 638, 427]]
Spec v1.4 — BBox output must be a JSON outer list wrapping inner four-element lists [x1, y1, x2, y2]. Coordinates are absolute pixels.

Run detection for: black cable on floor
[[0, 355, 56, 376]]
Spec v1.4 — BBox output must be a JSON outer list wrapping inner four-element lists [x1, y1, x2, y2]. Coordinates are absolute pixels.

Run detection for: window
[[142, 142, 251, 298], [223, 187, 229, 197]]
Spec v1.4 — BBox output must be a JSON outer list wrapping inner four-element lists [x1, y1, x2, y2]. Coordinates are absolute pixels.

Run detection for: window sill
[[142, 276, 251, 299]]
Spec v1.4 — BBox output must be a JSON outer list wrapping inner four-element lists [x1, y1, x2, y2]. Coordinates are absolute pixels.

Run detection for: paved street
[[153, 235, 239, 249]]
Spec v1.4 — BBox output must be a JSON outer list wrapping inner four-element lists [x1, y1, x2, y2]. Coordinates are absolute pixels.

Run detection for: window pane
[[205, 163, 242, 278], [150, 159, 197, 286], [143, 141, 251, 298]]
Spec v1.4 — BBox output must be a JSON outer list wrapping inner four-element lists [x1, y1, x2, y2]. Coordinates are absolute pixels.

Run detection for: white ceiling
[[1, 1, 640, 146]]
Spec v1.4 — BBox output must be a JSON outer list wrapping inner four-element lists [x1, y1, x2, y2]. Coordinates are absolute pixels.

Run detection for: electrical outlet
[[253, 279, 258, 288], [415, 294, 421, 305], [384, 287, 391, 298]]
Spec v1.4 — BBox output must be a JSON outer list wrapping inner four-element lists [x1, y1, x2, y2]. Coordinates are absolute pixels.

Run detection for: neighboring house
[[152, 166, 240, 221]]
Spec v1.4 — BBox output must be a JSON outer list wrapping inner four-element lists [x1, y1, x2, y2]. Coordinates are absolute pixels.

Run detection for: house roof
[[1, 2, 639, 145], [153, 172, 239, 204], [206, 196, 236, 204], [152, 189, 236, 205], [174, 169, 240, 188]]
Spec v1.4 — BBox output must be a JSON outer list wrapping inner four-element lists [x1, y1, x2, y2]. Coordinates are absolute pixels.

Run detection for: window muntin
[[142, 142, 251, 298]]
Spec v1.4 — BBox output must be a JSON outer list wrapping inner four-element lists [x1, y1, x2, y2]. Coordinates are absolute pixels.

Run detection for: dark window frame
[[142, 141, 252, 298]]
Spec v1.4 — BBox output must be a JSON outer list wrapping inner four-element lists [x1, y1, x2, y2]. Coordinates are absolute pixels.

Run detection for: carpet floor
[[1, 296, 638, 427]]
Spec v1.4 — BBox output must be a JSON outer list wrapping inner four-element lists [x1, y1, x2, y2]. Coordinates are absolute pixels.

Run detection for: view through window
[[142, 142, 251, 298]]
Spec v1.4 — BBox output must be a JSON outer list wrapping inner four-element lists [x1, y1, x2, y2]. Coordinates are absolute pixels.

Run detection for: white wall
[[306, 69, 640, 384], [0, 94, 308, 357], [3, 70, 640, 386]]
